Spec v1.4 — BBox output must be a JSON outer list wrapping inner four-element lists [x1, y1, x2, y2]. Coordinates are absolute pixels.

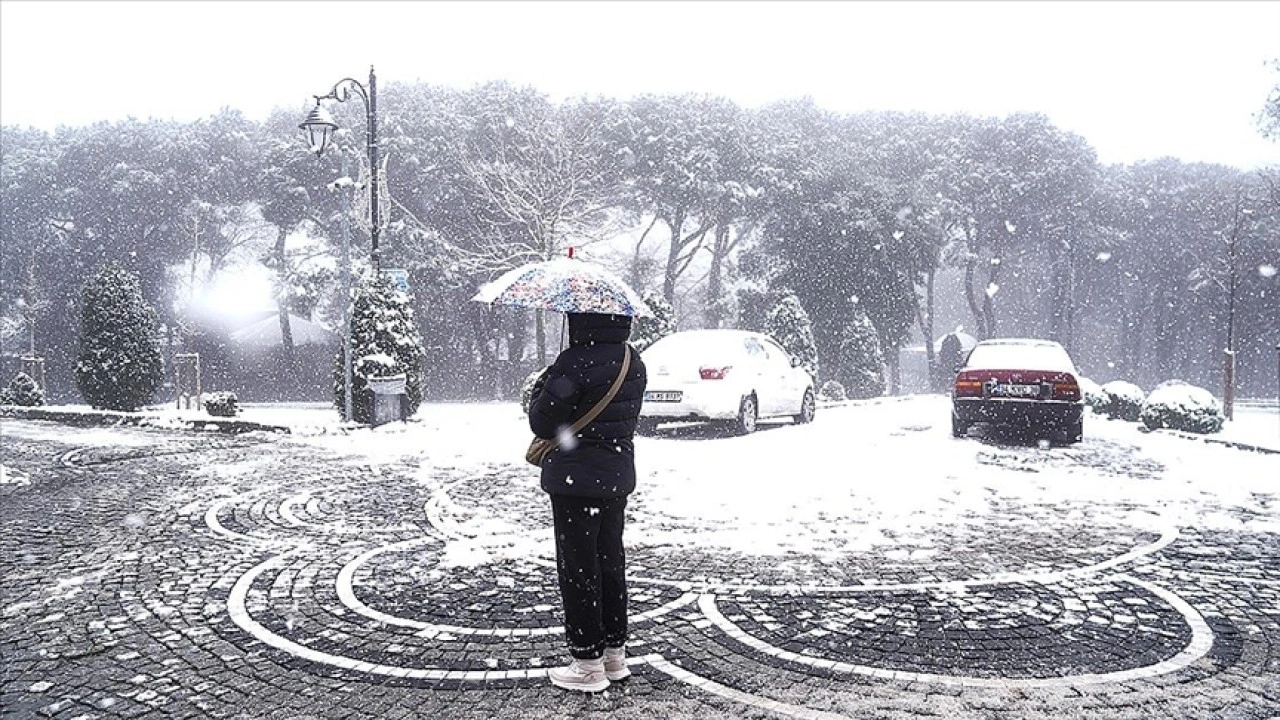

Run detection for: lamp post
[[299, 65, 382, 270], [330, 154, 356, 423]]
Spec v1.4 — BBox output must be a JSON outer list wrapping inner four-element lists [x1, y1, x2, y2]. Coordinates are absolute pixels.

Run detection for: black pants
[[550, 494, 628, 660]]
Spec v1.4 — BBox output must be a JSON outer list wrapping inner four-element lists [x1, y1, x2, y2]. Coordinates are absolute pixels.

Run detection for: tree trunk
[[885, 340, 901, 395], [272, 227, 296, 397], [918, 269, 937, 390], [662, 211, 687, 304], [963, 260, 986, 339], [981, 251, 1000, 340], [706, 222, 730, 328], [535, 308, 547, 366]]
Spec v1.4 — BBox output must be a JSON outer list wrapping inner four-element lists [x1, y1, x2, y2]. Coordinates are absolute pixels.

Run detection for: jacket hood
[[568, 313, 633, 346]]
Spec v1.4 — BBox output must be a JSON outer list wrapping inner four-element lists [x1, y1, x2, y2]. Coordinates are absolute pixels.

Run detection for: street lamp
[[299, 66, 383, 423], [299, 65, 382, 269]]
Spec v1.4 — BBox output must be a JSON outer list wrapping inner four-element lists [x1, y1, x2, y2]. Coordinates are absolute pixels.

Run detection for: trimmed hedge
[[1140, 380, 1224, 434], [818, 380, 847, 402], [1078, 376, 1106, 412], [1099, 381, 1145, 421], [205, 391, 240, 418], [5, 372, 44, 407]]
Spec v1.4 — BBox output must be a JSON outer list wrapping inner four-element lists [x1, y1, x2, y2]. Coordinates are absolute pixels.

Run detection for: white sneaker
[[547, 657, 609, 693], [603, 647, 630, 681]]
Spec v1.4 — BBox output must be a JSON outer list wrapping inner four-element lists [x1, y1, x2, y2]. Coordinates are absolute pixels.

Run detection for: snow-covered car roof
[[643, 329, 777, 360], [962, 338, 1078, 374]]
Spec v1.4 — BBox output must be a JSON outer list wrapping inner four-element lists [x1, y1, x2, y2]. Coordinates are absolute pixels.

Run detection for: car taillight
[[700, 366, 732, 380], [1051, 379, 1081, 401], [953, 373, 983, 397]]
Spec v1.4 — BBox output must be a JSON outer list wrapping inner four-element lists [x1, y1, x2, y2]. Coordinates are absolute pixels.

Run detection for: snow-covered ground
[[9, 396, 1276, 570], [1218, 402, 1280, 449], [186, 394, 1274, 571]]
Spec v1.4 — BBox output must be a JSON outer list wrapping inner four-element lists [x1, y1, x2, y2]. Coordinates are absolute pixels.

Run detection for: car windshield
[[963, 342, 1076, 373]]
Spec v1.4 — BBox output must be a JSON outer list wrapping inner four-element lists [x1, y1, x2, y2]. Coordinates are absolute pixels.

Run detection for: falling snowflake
[[985, 283, 1000, 298], [557, 425, 578, 451], [1259, 264, 1277, 278], [892, 230, 905, 240], [990, 257, 1002, 266], [1004, 220, 1017, 233], [1096, 252, 1112, 262]]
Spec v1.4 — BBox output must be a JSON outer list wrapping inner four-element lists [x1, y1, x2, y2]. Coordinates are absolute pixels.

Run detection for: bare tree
[[455, 109, 619, 363]]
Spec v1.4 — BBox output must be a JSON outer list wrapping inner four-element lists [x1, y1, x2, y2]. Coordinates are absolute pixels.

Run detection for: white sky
[[2, 1, 1278, 168]]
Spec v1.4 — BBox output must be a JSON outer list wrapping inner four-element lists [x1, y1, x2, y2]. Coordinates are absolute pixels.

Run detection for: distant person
[[937, 333, 965, 391], [527, 312, 648, 693]]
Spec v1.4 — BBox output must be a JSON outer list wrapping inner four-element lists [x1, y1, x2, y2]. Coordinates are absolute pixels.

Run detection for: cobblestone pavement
[[1, 419, 1278, 719]]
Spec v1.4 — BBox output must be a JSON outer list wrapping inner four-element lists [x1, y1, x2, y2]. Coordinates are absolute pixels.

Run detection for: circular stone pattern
[[354, 547, 688, 630], [625, 502, 1165, 589], [715, 579, 1193, 678]]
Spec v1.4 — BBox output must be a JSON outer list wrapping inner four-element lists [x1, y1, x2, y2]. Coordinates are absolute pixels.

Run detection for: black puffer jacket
[[528, 313, 647, 499]]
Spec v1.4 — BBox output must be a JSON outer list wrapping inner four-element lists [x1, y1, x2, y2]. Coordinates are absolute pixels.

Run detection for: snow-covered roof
[[963, 338, 1077, 373]]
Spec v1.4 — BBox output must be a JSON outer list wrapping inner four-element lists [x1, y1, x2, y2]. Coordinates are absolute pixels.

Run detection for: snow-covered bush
[[818, 380, 846, 402], [630, 291, 676, 352], [521, 366, 549, 414], [1078, 376, 1105, 411], [834, 303, 885, 399], [1098, 380, 1145, 421], [204, 391, 239, 417], [1140, 380, 1225, 434], [5, 372, 44, 407], [75, 263, 163, 412], [764, 293, 819, 381], [334, 272, 424, 424]]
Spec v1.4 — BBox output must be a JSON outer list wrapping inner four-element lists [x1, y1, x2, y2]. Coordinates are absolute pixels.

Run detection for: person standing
[[527, 312, 647, 693]]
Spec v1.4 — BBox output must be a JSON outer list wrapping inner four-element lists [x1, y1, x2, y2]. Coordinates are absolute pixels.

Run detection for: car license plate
[[645, 391, 682, 402], [992, 383, 1040, 398]]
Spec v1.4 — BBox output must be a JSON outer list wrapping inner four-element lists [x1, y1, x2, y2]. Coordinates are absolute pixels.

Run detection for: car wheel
[[636, 418, 660, 436], [733, 394, 758, 435], [794, 388, 816, 424], [951, 414, 969, 438], [1057, 418, 1083, 444]]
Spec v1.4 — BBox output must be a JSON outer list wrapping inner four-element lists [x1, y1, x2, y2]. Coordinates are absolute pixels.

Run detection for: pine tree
[[75, 263, 163, 411], [334, 271, 425, 423], [764, 293, 819, 380], [629, 290, 677, 351], [836, 302, 886, 399], [5, 372, 44, 406]]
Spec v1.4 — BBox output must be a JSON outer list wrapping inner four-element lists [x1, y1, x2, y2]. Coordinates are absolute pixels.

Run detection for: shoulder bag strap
[[568, 345, 632, 434]]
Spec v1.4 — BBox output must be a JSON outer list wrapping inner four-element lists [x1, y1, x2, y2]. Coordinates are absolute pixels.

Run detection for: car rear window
[[963, 342, 1076, 373], [644, 332, 747, 364]]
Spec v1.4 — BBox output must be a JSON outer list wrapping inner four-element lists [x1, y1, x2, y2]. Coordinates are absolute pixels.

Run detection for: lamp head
[[299, 101, 338, 156]]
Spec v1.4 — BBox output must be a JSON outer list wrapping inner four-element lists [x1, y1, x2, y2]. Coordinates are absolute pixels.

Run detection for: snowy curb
[[0, 405, 291, 435], [1143, 426, 1280, 456], [817, 394, 919, 410]]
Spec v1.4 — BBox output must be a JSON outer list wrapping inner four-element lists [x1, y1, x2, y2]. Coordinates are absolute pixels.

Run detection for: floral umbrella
[[471, 257, 654, 317]]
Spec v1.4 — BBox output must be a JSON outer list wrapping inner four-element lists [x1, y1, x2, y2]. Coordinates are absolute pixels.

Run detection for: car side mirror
[[790, 355, 802, 368]]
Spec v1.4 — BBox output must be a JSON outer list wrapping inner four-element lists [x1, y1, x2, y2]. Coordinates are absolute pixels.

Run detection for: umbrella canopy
[[471, 257, 653, 317], [933, 331, 978, 354]]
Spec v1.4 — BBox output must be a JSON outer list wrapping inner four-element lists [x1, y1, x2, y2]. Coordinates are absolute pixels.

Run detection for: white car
[[638, 329, 816, 435]]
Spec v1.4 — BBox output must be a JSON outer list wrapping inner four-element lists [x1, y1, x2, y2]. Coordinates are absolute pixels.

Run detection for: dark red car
[[951, 338, 1084, 443]]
